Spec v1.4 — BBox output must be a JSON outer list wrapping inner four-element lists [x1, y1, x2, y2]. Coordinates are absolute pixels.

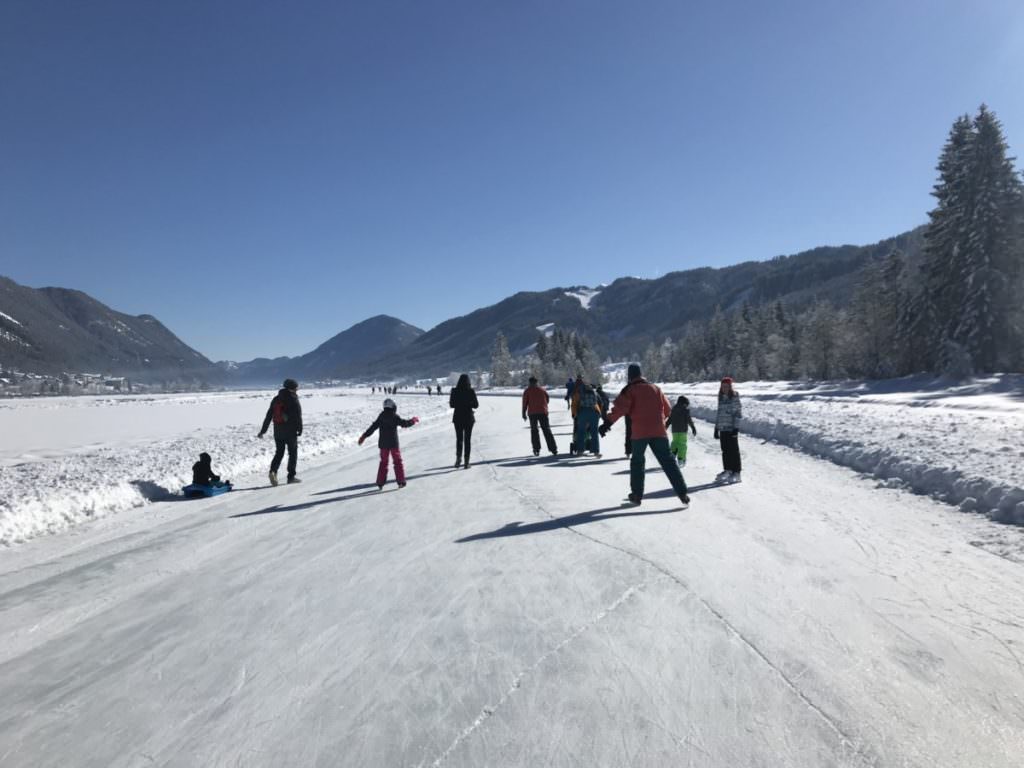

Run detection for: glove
[[257, 432, 264, 439], [599, 424, 609, 438], [522, 414, 527, 421], [691, 428, 697, 437], [714, 428, 720, 440], [412, 417, 419, 425], [358, 436, 365, 446]]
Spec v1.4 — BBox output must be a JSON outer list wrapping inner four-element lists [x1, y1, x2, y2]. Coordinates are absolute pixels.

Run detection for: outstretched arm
[[359, 417, 381, 444]]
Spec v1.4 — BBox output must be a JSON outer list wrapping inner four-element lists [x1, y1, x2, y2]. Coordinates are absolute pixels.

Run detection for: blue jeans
[[574, 410, 601, 454], [630, 437, 688, 499]]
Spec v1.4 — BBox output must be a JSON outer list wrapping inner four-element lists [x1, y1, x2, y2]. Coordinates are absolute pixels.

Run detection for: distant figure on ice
[[449, 374, 478, 468], [426, 386, 432, 396], [359, 398, 418, 489], [257, 378, 303, 486], [522, 376, 558, 457], [600, 364, 689, 507], [570, 376, 602, 457], [564, 376, 575, 411], [666, 396, 697, 467], [192, 452, 228, 487], [436, 384, 442, 396], [714, 377, 742, 483]]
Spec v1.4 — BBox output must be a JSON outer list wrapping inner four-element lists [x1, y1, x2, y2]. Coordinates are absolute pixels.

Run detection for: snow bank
[[0, 389, 451, 546], [665, 376, 1024, 526]]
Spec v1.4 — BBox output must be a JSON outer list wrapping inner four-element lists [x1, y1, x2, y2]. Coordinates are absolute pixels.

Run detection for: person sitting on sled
[[358, 398, 419, 489], [192, 452, 229, 487]]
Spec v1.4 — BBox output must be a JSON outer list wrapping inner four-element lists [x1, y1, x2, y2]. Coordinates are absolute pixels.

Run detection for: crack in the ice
[[478, 455, 878, 767], [423, 578, 650, 768]]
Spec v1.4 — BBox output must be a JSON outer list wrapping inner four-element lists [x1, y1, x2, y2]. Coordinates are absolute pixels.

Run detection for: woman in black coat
[[449, 373, 479, 468]]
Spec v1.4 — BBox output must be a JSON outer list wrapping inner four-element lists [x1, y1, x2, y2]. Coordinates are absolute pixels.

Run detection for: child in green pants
[[666, 395, 697, 466]]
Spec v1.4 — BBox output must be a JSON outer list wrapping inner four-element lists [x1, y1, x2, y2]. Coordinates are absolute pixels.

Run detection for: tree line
[[490, 105, 1023, 384], [647, 105, 1023, 381], [491, 329, 603, 387]]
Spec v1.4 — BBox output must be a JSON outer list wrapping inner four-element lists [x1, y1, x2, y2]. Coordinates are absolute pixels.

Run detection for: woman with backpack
[[449, 374, 479, 468], [714, 376, 743, 483]]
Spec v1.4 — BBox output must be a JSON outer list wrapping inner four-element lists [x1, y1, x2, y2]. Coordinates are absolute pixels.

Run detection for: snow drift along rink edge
[[0, 392, 451, 547], [669, 375, 1024, 526]]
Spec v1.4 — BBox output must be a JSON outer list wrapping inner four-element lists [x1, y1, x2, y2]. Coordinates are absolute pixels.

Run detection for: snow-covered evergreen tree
[[953, 105, 1024, 371], [917, 114, 973, 372], [490, 332, 513, 387]]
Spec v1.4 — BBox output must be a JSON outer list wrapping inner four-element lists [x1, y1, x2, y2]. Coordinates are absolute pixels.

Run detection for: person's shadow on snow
[[229, 487, 401, 518], [455, 506, 677, 542]]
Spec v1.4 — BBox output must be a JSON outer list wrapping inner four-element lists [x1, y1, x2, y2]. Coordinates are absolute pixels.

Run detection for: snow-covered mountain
[[226, 315, 424, 383], [0, 276, 217, 382], [366, 227, 925, 376]]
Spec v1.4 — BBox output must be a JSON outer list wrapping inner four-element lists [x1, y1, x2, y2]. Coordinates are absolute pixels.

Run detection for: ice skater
[[522, 376, 558, 456], [449, 374, 478, 468], [600, 363, 689, 507], [666, 395, 697, 467], [714, 377, 742, 483], [358, 398, 419, 489], [257, 378, 303, 486], [571, 376, 602, 457]]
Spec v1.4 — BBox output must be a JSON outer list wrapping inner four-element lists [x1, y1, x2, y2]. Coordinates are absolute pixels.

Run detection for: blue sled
[[182, 483, 233, 498]]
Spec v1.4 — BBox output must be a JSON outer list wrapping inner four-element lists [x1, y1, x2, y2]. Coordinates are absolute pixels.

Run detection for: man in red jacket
[[600, 364, 689, 506], [522, 376, 558, 456]]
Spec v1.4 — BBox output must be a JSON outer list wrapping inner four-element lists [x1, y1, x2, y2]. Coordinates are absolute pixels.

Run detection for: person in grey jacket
[[713, 376, 742, 482]]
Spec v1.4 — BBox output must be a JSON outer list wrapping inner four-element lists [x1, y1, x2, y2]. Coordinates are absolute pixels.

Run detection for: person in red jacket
[[522, 376, 558, 457], [600, 363, 689, 506]]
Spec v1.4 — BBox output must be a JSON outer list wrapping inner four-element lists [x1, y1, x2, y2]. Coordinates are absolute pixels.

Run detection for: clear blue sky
[[2, 1, 1022, 361]]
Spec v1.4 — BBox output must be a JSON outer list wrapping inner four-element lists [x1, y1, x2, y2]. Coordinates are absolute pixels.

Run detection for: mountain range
[[1, 226, 924, 383], [0, 277, 214, 381]]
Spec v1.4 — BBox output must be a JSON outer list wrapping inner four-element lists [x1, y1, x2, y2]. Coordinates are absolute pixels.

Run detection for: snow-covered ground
[[1, 394, 1022, 766], [668, 376, 1024, 525], [598, 370, 1024, 533], [0, 388, 450, 546]]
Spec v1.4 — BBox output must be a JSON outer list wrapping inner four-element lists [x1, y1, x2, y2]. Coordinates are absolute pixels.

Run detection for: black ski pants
[[271, 434, 298, 478], [719, 430, 741, 473], [454, 422, 474, 462], [630, 437, 688, 500], [528, 413, 558, 454]]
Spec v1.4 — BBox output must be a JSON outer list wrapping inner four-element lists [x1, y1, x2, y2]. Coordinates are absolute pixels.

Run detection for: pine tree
[[954, 105, 1024, 371], [800, 301, 839, 380], [918, 114, 973, 372], [848, 250, 906, 377], [490, 332, 513, 387]]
